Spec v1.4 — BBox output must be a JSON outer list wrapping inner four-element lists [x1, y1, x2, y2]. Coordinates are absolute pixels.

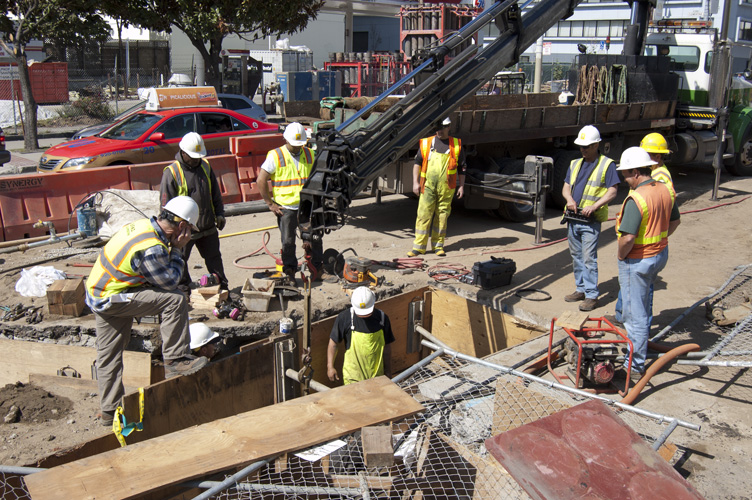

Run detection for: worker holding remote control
[[561, 125, 620, 312]]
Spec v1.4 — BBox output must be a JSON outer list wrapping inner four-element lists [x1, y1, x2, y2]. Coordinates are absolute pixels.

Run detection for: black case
[[472, 257, 516, 289]]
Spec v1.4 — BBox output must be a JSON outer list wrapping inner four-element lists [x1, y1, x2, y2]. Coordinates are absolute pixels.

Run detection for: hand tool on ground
[[25, 306, 44, 324], [342, 256, 381, 288]]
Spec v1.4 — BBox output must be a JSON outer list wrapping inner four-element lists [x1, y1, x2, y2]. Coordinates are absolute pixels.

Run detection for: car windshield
[[101, 113, 162, 141]]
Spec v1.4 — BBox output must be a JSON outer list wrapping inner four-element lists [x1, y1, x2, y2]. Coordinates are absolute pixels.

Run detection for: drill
[[194, 273, 220, 288]]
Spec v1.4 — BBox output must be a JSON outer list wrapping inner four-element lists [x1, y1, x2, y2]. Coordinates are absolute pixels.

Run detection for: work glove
[[216, 215, 226, 231]]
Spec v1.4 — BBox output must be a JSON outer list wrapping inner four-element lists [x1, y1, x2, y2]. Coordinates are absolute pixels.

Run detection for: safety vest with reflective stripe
[[86, 219, 167, 299], [568, 154, 615, 222], [419, 136, 461, 193], [616, 180, 675, 259], [164, 159, 214, 215], [651, 164, 673, 187], [267, 146, 314, 207]]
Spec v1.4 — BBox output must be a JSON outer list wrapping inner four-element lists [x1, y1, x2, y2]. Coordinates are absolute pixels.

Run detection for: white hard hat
[[179, 132, 207, 158], [189, 323, 219, 350], [351, 286, 375, 316], [441, 117, 451, 126], [617, 146, 658, 171], [283, 122, 308, 147], [163, 196, 200, 231], [574, 125, 601, 146]]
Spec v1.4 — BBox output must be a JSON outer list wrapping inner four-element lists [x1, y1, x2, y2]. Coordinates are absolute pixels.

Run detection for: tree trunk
[[16, 51, 39, 152], [204, 46, 222, 90]]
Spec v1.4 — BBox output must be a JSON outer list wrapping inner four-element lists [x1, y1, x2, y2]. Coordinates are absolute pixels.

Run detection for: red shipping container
[[0, 62, 69, 103]]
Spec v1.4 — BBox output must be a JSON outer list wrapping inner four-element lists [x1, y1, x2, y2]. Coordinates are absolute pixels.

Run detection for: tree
[[0, 0, 111, 151], [164, 0, 325, 89]]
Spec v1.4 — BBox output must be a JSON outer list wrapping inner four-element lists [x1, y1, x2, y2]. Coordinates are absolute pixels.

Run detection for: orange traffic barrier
[[129, 160, 171, 191], [231, 133, 284, 157], [210, 155, 242, 204], [0, 166, 130, 241]]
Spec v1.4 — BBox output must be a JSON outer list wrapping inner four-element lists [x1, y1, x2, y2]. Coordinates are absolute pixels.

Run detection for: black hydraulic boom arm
[[298, 0, 583, 239]]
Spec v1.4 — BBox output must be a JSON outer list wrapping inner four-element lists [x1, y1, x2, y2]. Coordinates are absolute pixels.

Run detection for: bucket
[[279, 317, 294, 334], [76, 207, 97, 237]]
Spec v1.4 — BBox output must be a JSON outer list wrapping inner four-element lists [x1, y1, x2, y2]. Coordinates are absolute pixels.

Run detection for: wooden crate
[[46, 278, 85, 317]]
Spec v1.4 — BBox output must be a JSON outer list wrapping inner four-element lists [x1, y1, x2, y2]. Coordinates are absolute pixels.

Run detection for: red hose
[[232, 231, 280, 270], [618, 343, 700, 404]]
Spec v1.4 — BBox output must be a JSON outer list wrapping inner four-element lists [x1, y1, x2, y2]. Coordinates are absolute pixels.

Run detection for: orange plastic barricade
[[231, 133, 284, 157], [0, 166, 130, 242], [129, 161, 172, 191], [209, 155, 241, 204]]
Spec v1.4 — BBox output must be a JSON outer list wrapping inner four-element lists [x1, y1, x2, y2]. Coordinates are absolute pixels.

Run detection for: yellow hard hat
[[640, 133, 671, 154]]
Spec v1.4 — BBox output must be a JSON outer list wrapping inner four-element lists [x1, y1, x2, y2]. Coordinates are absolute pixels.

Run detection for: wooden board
[[25, 377, 424, 500], [362, 424, 394, 468], [0, 338, 151, 388], [190, 289, 227, 310], [305, 287, 427, 389], [46, 277, 85, 317], [29, 373, 136, 394], [555, 311, 590, 331], [428, 288, 541, 357], [35, 340, 276, 468]]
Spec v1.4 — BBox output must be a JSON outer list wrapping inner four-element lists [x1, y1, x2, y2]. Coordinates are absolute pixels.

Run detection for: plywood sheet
[[0, 338, 150, 388], [25, 376, 424, 500], [35, 341, 275, 468], [429, 289, 540, 357]]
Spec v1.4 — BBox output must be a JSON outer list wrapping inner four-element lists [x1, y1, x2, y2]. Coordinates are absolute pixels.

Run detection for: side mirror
[[149, 132, 165, 141]]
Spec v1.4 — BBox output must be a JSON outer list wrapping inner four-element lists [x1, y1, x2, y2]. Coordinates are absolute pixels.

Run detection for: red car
[[39, 102, 278, 172]]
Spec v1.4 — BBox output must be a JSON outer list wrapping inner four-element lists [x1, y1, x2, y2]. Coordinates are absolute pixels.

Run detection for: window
[[558, 21, 571, 37], [646, 44, 701, 71], [546, 25, 558, 37], [199, 113, 234, 134], [740, 20, 752, 41], [156, 114, 196, 140], [596, 20, 610, 37], [583, 20, 597, 38], [570, 21, 583, 37], [705, 51, 713, 74], [611, 21, 627, 37]]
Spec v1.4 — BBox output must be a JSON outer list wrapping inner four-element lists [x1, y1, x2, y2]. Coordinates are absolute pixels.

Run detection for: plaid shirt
[[85, 218, 184, 313]]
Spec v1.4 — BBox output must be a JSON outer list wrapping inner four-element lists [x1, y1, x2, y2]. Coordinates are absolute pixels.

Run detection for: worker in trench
[[327, 287, 394, 384], [160, 132, 228, 298], [189, 322, 224, 360], [257, 122, 333, 284], [614, 132, 676, 324], [562, 125, 620, 312], [615, 147, 680, 376], [407, 116, 466, 258], [85, 196, 209, 427]]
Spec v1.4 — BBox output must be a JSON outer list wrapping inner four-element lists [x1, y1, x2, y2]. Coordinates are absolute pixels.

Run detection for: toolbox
[[472, 257, 516, 290]]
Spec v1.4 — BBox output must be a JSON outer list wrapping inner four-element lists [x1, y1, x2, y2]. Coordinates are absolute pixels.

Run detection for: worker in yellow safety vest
[[640, 132, 674, 189], [615, 147, 681, 375], [327, 287, 394, 385], [407, 116, 466, 258], [257, 123, 330, 284], [160, 132, 228, 298], [562, 125, 620, 312], [85, 196, 209, 427]]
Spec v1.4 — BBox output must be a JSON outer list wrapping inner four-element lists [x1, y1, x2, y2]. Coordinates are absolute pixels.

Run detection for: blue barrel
[[76, 207, 97, 237]]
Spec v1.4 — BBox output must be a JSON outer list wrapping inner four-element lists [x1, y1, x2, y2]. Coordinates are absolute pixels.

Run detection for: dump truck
[[296, 0, 752, 242]]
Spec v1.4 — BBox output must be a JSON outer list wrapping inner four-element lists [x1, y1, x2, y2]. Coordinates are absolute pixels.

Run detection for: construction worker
[[257, 122, 325, 283], [327, 287, 394, 384], [85, 196, 209, 426], [160, 132, 228, 298], [189, 322, 222, 360], [562, 125, 620, 312], [640, 132, 673, 187], [615, 147, 681, 375], [408, 116, 466, 257]]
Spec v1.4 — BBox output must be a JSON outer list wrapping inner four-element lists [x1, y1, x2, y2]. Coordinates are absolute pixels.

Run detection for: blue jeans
[[615, 285, 653, 326], [567, 221, 601, 299], [618, 247, 669, 373]]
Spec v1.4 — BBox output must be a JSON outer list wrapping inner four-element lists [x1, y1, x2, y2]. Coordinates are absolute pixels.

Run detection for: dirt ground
[[0, 162, 750, 498]]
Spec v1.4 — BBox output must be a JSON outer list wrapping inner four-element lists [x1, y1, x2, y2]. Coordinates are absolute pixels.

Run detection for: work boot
[[98, 410, 114, 427], [564, 291, 585, 302], [579, 298, 598, 312], [164, 355, 209, 380], [407, 250, 424, 258], [312, 267, 338, 283], [434, 248, 446, 257]]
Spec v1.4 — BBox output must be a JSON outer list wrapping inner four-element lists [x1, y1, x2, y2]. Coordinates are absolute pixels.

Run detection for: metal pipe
[[0, 231, 84, 254], [415, 325, 451, 350], [0, 235, 50, 249], [285, 368, 331, 393], [0, 465, 44, 474], [678, 359, 752, 367], [391, 348, 445, 383], [511, 337, 567, 369], [651, 264, 751, 342], [186, 480, 363, 497], [420, 339, 701, 431], [190, 459, 271, 500], [652, 419, 679, 451]]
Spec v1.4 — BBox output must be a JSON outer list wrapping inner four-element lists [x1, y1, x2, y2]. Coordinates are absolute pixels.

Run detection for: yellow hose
[[219, 225, 278, 239]]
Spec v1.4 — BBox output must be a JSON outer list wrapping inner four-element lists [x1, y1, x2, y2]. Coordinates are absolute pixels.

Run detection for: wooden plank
[[331, 473, 394, 491], [555, 311, 589, 331], [361, 424, 394, 468], [29, 373, 137, 393], [428, 288, 541, 357], [35, 341, 276, 468], [190, 289, 227, 310], [305, 287, 427, 389], [0, 339, 150, 388], [25, 377, 423, 500]]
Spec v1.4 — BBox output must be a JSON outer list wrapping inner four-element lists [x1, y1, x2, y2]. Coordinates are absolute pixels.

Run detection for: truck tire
[[493, 159, 534, 222], [549, 150, 581, 209], [727, 129, 752, 176]]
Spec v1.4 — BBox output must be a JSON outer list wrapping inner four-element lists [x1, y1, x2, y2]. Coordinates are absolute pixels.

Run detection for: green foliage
[[63, 91, 115, 120], [552, 61, 565, 81]]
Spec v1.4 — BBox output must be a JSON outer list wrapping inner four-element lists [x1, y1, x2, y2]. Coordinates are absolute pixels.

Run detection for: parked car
[[71, 93, 267, 140], [0, 127, 10, 167], [40, 106, 278, 172]]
